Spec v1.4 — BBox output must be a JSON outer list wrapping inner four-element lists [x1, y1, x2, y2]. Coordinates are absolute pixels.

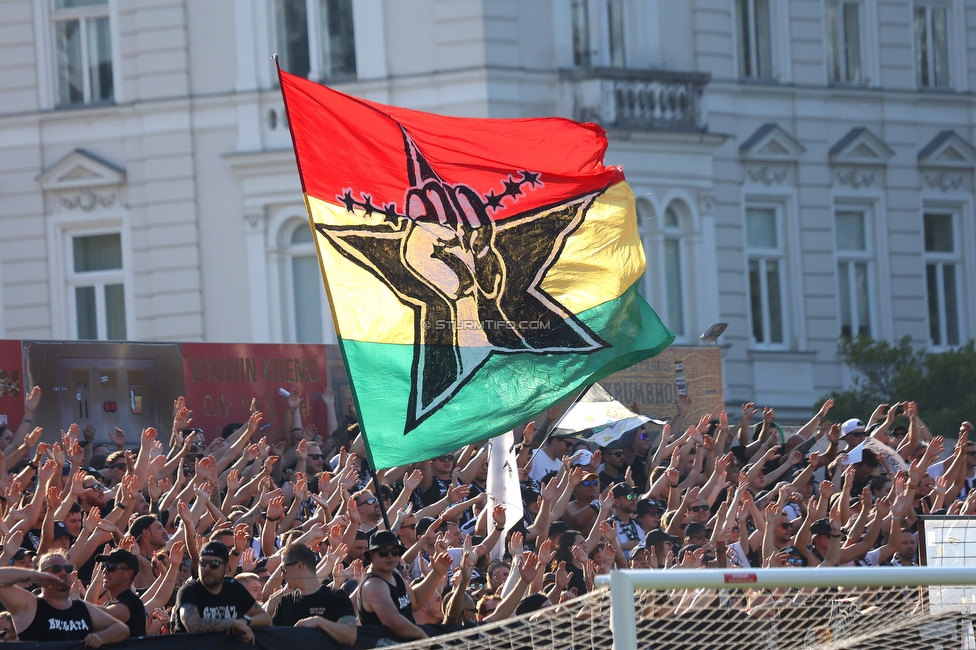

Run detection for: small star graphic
[[485, 190, 504, 211], [520, 171, 541, 187], [503, 177, 524, 198]]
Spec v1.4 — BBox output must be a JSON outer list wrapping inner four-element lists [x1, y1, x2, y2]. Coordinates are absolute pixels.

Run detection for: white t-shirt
[[528, 449, 563, 482]]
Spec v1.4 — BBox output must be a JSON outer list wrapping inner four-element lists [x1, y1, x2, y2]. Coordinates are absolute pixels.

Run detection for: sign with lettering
[[181, 343, 329, 442], [600, 347, 724, 426]]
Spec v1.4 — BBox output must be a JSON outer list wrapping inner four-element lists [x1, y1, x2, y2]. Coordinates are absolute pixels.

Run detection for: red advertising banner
[[17, 341, 332, 448], [181, 343, 330, 444], [0, 339, 25, 429]]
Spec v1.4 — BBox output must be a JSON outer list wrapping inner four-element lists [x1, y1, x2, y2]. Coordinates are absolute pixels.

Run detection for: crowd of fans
[[0, 386, 968, 646]]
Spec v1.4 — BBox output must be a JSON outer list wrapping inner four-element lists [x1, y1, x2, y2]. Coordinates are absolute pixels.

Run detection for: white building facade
[[2, 0, 975, 419]]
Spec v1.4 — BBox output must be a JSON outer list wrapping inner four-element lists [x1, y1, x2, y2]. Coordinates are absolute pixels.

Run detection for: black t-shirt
[[19, 598, 93, 641], [273, 586, 354, 626], [108, 588, 147, 638], [173, 578, 255, 633], [418, 476, 450, 507]]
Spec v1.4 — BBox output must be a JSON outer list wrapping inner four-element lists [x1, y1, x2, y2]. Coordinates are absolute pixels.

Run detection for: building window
[[275, 0, 356, 81], [835, 209, 872, 337], [746, 206, 785, 345], [571, 0, 590, 66], [52, 0, 113, 106], [924, 212, 960, 346], [69, 233, 126, 340], [914, 3, 950, 88], [283, 222, 338, 344], [662, 206, 685, 337], [571, 0, 625, 68], [826, 1, 862, 83], [736, 0, 773, 79]]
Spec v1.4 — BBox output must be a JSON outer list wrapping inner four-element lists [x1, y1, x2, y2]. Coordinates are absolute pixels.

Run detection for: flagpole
[[528, 383, 593, 466], [370, 466, 392, 530]]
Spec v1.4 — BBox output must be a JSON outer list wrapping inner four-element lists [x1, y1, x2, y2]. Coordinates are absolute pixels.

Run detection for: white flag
[[487, 431, 523, 561]]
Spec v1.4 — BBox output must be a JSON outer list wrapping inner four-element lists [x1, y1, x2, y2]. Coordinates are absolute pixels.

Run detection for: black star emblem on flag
[[315, 129, 609, 434]]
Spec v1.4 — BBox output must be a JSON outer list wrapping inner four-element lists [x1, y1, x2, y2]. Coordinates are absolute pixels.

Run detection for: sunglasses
[[401, 524, 416, 530], [786, 557, 806, 566], [101, 563, 128, 572], [849, 431, 866, 438], [358, 497, 377, 506], [307, 454, 324, 460], [607, 451, 625, 457], [689, 505, 710, 513], [580, 479, 599, 487], [43, 564, 74, 574], [200, 559, 224, 570], [778, 522, 792, 530], [639, 432, 648, 441], [966, 451, 976, 457], [620, 493, 636, 501], [85, 482, 103, 492], [373, 546, 403, 558], [109, 463, 127, 471], [283, 560, 301, 568]]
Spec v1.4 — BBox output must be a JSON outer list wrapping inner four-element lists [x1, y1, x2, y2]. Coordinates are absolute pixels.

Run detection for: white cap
[[841, 418, 865, 435]]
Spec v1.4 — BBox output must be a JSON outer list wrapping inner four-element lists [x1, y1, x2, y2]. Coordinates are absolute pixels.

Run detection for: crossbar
[[594, 567, 976, 650]]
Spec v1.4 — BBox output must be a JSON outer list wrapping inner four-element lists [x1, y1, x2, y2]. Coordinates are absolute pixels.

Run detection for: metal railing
[[561, 67, 709, 132]]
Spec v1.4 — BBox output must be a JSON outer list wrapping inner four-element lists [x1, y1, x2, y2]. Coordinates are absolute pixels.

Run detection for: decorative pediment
[[36, 149, 125, 192], [739, 123, 806, 162], [918, 131, 976, 169], [829, 128, 893, 165]]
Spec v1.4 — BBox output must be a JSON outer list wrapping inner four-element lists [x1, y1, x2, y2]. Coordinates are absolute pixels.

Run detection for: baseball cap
[[415, 517, 437, 537], [644, 529, 679, 546], [199, 540, 229, 563], [95, 549, 140, 575], [10, 548, 33, 562], [636, 499, 665, 516], [841, 418, 866, 435], [684, 522, 712, 538], [572, 450, 593, 467], [128, 515, 158, 540], [810, 518, 832, 536], [53, 521, 71, 539], [611, 484, 635, 498]]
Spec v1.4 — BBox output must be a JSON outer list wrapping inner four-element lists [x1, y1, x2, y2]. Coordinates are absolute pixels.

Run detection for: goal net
[[389, 566, 976, 650]]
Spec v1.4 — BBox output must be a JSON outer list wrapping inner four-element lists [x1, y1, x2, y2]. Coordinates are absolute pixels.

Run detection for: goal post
[[596, 567, 976, 650]]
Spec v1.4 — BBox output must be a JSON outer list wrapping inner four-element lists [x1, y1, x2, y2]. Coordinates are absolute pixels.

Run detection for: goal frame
[[594, 566, 976, 650]]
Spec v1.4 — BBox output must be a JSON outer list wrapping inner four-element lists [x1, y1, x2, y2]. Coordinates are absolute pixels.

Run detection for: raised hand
[[517, 551, 541, 583], [107, 427, 125, 449], [741, 402, 758, 421]]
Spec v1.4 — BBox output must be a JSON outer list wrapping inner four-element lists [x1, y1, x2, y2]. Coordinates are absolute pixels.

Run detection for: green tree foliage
[[816, 336, 976, 437]]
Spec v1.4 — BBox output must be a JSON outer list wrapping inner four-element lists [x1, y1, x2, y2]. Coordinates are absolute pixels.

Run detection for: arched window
[[284, 221, 336, 344], [636, 198, 690, 340], [662, 204, 686, 337]]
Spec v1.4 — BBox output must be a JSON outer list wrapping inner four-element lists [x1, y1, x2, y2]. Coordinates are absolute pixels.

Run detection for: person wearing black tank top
[[0, 551, 129, 646], [357, 530, 450, 641]]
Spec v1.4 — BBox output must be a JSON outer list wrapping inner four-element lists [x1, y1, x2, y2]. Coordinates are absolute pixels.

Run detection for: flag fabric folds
[[551, 383, 664, 449], [278, 67, 675, 470]]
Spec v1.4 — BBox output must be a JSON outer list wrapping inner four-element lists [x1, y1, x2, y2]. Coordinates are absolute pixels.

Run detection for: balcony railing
[[560, 67, 710, 133]]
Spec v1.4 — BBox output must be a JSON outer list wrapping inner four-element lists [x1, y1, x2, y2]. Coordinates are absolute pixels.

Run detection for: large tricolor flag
[[278, 67, 675, 470]]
